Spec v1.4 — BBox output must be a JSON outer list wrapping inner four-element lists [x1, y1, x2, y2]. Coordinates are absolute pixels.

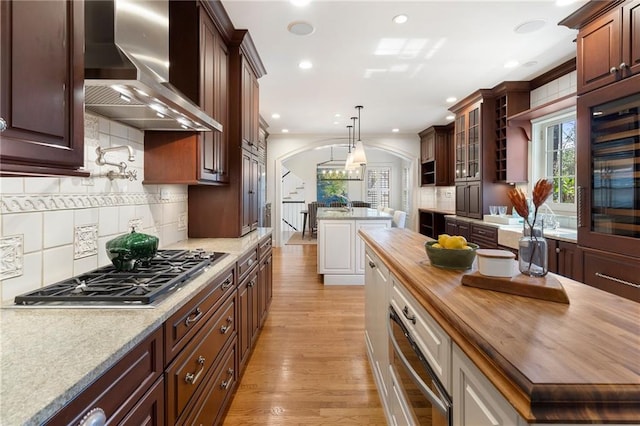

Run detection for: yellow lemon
[[437, 234, 450, 246], [432, 243, 443, 249], [444, 235, 467, 249]]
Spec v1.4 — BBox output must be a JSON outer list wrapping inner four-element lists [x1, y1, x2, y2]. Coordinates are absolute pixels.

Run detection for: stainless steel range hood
[[84, 0, 221, 132]]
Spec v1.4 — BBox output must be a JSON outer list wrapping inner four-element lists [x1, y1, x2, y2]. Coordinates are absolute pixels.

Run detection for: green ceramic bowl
[[425, 241, 479, 270], [106, 230, 159, 271]]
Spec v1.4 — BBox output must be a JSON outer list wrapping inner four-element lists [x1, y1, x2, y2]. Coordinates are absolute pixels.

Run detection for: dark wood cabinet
[[547, 238, 584, 282], [145, 2, 229, 185], [492, 82, 530, 183], [44, 328, 164, 425], [561, 0, 640, 95], [419, 124, 454, 186], [238, 261, 259, 374], [418, 209, 447, 239], [583, 248, 639, 302], [469, 223, 498, 249], [450, 89, 511, 219], [188, 29, 266, 238], [444, 217, 470, 241], [0, 0, 87, 177], [258, 236, 273, 327]]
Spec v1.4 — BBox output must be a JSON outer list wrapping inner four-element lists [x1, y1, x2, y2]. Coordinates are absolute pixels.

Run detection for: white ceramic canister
[[475, 249, 516, 277]]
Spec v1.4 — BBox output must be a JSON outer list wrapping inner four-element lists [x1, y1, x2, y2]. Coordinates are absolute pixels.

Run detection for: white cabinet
[[452, 344, 519, 426], [318, 219, 390, 284], [390, 278, 451, 393], [364, 248, 390, 411]]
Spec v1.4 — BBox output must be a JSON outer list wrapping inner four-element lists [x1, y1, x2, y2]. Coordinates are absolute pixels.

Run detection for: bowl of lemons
[[425, 234, 479, 270]]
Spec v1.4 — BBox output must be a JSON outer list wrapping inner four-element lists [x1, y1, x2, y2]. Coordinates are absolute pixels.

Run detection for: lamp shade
[[345, 152, 356, 170], [352, 140, 367, 165]]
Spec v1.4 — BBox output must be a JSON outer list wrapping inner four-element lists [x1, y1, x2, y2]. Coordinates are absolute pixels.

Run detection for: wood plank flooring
[[222, 244, 386, 425]]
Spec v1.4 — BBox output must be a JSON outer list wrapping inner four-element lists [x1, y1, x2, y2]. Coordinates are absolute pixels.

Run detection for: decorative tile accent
[[0, 192, 187, 214], [84, 113, 100, 140], [0, 235, 24, 279], [128, 217, 143, 232], [74, 224, 98, 259], [178, 213, 187, 231]]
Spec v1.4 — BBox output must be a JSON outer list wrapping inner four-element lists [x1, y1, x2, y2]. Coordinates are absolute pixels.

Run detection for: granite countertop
[[316, 206, 393, 220], [360, 227, 640, 423], [0, 228, 271, 426], [418, 207, 456, 215]]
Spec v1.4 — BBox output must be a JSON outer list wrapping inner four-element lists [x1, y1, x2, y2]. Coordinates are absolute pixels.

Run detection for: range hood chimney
[[84, 0, 221, 132]]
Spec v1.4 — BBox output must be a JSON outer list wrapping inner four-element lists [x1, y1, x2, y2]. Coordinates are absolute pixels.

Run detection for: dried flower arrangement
[[508, 179, 554, 275]]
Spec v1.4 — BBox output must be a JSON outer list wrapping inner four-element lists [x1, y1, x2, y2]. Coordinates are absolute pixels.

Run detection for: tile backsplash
[[417, 186, 455, 212], [0, 112, 188, 302]]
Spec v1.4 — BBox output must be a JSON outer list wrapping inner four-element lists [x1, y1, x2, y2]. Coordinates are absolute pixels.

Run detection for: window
[[366, 167, 390, 209], [531, 109, 576, 213]]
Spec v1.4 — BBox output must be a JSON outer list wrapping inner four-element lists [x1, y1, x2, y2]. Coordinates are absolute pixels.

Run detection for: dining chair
[[307, 202, 326, 238], [392, 210, 407, 228]]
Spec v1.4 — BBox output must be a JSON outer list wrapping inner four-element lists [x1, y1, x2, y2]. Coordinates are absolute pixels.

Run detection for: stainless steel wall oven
[[388, 305, 452, 426]]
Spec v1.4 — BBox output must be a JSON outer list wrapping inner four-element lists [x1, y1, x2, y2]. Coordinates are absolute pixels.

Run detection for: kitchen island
[[317, 207, 392, 285], [360, 227, 639, 424], [0, 229, 271, 425]]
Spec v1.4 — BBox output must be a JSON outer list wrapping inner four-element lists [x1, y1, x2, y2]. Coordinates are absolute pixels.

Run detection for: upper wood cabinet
[[560, 0, 640, 95], [449, 88, 513, 219], [144, 2, 229, 185], [0, 0, 87, 177], [418, 123, 454, 186], [492, 82, 530, 183]]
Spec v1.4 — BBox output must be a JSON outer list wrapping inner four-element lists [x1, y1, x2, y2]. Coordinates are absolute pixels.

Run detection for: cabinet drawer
[[390, 279, 451, 392], [180, 341, 237, 425], [470, 224, 498, 248], [166, 295, 237, 424], [45, 328, 163, 425], [238, 246, 259, 281], [165, 265, 236, 362], [258, 236, 272, 260], [583, 249, 640, 302]]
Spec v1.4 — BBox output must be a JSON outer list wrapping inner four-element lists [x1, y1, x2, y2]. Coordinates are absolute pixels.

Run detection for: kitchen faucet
[[337, 194, 353, 212], [94, 145, 137, 181]]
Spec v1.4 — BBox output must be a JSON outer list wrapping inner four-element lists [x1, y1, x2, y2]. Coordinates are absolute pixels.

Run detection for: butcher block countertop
[[359, 227, 640, 424]]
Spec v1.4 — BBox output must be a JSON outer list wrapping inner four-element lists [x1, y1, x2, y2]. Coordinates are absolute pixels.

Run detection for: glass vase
[[518, 221, 548, 277]]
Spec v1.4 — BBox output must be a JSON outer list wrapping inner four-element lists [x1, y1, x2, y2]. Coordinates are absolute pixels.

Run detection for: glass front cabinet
[[577, 76, 639, 258]]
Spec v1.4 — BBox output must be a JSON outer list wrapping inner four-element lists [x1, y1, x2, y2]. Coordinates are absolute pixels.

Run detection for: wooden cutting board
[[461, 271, 570, 304]]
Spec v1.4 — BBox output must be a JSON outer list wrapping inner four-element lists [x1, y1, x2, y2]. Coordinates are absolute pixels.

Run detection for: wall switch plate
[[160, 189, 170, 201]]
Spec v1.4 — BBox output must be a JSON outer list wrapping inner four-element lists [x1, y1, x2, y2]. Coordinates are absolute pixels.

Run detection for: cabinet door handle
[[220, 316, 233, 334], [577, 186, 584, 228], [247, 258, 254, 267], [610, 66, 618, 74], [620, 62, 627, 70], [78, 408, 106, 426], [185, 307, 203, 327], [368, 260, 376, 268], [221, 278, 233, 290], [0, 117, 6, 132], [555, 247, 561, 254], [402, 306, 416, 325], [220, 368, 234, 390], [595, 273, 639, 289], [248, 279, 256, 288], [184, 356, 206, 385]]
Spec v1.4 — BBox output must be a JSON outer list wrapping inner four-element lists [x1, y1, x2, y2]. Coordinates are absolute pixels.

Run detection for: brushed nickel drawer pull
[[595, 273, 639, 289], [185, 307, 203, 327], [220, 368, 234, 390], [220, 316, 233, 334], [402, 306, 416, 325], [368, 260, 376, 268], [185, 356, 206, 385], [221, 278, 233, 290], [248, 279, 256, 288]]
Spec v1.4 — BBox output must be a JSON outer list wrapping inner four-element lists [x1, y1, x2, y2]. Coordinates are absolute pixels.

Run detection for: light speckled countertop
[[316, 207, 393, 220], [0, 228, 271, 426]]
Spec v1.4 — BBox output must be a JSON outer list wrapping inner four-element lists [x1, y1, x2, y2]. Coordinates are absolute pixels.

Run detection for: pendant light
[[352, 105, 368, 165], [345, 124, 354, 170]]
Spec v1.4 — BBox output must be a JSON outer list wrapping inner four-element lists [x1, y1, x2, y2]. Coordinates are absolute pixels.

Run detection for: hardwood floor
[[222, 244, 386, 425]]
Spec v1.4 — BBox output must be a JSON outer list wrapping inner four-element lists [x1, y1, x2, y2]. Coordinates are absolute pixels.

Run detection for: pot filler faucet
[[94, 145, 137, 181]]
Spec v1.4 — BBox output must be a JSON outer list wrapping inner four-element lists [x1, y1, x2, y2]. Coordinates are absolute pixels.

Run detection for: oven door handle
[[388, 312, 450, 416]]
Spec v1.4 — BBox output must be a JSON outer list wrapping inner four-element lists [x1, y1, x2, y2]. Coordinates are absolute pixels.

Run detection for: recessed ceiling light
[[282, 129, 290, 133], [298, 60, 313, 70], [290, 0, 311, 6], [392, 14, 408, 24], [392, 128, 400, 133], [504, 60, 520, 69], [288, 21, 315, 36], [272, 113, 280, 119], [446, 97, 457, 103], [446, 115, 455, 121], [334, 113, 341, 118], [514, 19, 547, 34]]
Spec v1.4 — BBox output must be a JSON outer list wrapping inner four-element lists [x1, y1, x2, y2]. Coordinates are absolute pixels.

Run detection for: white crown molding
[[0, 193, 188, 214]]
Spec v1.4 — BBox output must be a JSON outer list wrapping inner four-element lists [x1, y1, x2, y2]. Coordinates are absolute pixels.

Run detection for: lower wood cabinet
[[547, 238, 583, 282], [44, 328, 164, 425], [238, 263, 259, 373], [469, 223, 498, 249], [419, 209, 447, 239], [445, 217, 470, 241], [582, 247, 640, 302]]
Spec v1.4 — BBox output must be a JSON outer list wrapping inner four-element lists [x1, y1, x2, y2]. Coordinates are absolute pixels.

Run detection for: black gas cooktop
[[14, 249, 228, 307]]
